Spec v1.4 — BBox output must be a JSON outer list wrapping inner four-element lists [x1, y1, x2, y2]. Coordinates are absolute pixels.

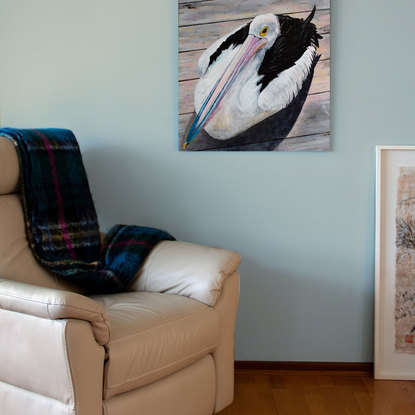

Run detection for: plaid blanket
[[1, 128, 174, 293]]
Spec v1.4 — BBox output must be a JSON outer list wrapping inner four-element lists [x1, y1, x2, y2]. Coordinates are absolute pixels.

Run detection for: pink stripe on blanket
[[34, 130, 77, 260]]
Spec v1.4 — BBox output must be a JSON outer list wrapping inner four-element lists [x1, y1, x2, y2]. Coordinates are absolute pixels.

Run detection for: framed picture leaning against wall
[[375, 145, 415, 380]]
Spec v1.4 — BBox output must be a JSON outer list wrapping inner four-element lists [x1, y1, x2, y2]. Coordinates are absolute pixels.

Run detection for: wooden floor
[[218, 369, 415, 415]]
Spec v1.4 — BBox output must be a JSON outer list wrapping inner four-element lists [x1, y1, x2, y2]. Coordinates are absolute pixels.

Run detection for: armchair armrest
[[0, 278, 110, 345], [130, 241, 241, 306]]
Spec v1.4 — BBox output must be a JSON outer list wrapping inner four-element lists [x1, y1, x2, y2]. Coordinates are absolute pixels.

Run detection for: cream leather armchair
[[0, 137, 240, 415]]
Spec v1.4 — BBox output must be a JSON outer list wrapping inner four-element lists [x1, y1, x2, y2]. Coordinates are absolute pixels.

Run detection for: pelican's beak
[[183, 34, 267, 149]]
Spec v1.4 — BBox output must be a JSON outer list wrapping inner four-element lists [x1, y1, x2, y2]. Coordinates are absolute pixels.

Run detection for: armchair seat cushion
[[92, 292, 220, 399]]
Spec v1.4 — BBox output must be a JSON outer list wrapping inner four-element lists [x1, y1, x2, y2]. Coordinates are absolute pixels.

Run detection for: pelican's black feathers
[[208, 23, 250, 68], [257, 6, 322, 92]]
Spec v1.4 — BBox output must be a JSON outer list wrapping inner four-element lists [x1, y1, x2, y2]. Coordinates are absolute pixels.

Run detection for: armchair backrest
[[0, 136, 82, 292]]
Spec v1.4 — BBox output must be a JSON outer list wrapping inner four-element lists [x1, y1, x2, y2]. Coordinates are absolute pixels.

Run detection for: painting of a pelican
[[178, 1, 330, 151]]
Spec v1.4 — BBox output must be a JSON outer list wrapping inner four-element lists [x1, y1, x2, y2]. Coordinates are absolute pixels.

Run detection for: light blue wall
[[1, 0, 414, 361]]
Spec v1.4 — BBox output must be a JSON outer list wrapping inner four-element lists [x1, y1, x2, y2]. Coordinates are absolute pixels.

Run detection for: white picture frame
[[375, 145, 415, 380]]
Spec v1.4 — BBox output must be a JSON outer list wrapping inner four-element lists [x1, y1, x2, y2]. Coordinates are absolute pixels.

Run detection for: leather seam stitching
[[107, 307, 213, 344], [0, 291, 106, 321], [0, 380, 74, 410], [0, 291, 110, 344], [0, 291, 103, 316], [62, 321, 76, 408], [106, 344, 217, 391], [142, 242, 164, 291]]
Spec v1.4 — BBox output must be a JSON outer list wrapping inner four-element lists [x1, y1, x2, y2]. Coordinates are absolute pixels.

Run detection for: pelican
[[183, 6, 321, 149]]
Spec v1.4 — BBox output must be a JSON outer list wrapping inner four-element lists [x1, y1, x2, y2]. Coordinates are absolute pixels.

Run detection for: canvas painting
[[395, 167, 415, 354], [178, 0, 330, 151]]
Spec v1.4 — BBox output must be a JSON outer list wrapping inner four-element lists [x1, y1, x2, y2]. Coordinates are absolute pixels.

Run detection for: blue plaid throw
[[1, 128, 174, 293]]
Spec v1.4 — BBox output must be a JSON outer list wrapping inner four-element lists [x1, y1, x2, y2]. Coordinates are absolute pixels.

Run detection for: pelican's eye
[[260, 26, 268, 37]]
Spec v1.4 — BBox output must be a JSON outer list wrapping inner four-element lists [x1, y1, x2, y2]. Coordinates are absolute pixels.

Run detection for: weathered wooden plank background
[[179, 10, 330, 52], [179, 0, 330, 25], [178, 0, 331, 151]]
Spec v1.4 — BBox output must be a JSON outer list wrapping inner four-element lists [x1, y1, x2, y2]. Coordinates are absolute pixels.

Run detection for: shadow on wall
[[81, 146, 204, 240]]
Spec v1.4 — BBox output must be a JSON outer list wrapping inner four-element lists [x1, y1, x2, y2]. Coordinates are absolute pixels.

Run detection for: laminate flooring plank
[[272, 375, 312, 415], [217, 370, 415, 415], [230, 374, 277, 415]]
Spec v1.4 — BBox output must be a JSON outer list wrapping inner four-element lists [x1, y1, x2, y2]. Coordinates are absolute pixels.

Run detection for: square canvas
[[178, 0, 330, 151]]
